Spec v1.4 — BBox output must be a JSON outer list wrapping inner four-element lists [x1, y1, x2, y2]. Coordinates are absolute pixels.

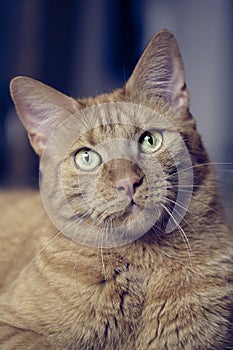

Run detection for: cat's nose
[[115, 177, 141, 198]]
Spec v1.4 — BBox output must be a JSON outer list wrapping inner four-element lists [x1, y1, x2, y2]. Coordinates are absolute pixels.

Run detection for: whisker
[[162, 196, 222, 240], [164, 197, 208, 236], [99, 217, 109, 281], [166, 162, 233, 180], [161, 203, 193, 267], [165, 186, 225, 218], [71, 209, 111, 292]]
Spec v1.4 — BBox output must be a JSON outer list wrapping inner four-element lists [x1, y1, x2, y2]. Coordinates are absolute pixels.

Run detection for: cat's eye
[[139, 130, 163, 153], [73, 148, 102, 171]]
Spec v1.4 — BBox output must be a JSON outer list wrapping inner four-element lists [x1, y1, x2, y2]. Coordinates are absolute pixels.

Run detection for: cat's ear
[[10, 76, 79, 156], [125, 30, 189, 113]]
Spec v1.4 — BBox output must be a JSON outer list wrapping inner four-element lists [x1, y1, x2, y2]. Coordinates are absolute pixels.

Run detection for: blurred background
[[0, 0, 232, 218]]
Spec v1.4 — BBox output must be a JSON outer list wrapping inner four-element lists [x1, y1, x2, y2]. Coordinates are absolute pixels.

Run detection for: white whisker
[[166, 162, 233, 180], [161, 203, 193, 267]]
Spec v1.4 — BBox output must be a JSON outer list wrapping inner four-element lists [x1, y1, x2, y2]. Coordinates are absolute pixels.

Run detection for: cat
[[0, 29, 233, 350]]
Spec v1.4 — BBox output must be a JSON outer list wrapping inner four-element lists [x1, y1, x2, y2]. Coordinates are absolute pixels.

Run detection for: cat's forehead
[[71, 101, 171, 147], [75, 123, 141, 147]]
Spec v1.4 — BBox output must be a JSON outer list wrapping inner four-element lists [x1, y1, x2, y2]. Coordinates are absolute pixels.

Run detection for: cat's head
[[10, 30, 204, 247]]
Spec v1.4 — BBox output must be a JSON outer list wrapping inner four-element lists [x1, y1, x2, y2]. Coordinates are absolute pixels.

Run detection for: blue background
[[0, 0, 232, 223]]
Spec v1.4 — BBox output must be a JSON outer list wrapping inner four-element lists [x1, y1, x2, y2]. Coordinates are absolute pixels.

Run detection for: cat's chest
[[57, 257, 154, 348], [78, 242, 173, 308], [78, 247, 170, 325], [0, 240, 193, 350], [63, 248, 186, 349]]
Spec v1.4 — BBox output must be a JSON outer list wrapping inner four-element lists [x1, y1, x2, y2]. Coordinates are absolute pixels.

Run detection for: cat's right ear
[[125, 30, 189, 114], [10, 76, 80, 156]]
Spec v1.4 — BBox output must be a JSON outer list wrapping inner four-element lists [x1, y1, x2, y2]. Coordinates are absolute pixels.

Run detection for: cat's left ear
[[10, 76, 80, 156], [125, 30, 189, 113]]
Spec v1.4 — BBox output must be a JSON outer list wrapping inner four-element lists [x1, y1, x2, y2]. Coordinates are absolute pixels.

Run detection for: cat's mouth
[[130, 199, 141, 208], [125, 199, 143, 215]]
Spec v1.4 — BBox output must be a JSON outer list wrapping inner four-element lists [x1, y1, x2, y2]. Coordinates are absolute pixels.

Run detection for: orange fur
[[1, 30, 233, 349]]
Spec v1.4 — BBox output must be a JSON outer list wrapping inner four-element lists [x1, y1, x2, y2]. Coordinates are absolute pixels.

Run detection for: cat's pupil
[[83, 151, 90, 163], [146, 134, 154, 145]]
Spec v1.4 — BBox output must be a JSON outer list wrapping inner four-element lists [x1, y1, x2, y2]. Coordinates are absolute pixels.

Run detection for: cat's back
[[0, 190, 48, 291]]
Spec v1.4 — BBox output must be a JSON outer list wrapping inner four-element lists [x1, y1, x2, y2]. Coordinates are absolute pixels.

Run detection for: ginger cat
[[0, 30, 233, 349]]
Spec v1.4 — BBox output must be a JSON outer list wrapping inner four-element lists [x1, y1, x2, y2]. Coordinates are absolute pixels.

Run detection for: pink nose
[[115, 177, 141, 198]]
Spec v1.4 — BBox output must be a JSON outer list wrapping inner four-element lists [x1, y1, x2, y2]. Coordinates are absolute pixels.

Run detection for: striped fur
[[1, 30, 233, 349]]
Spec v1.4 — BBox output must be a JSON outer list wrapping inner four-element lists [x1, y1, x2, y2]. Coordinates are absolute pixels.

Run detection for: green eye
[[139, 130, 163, 153], [73, 148, 102, 171]]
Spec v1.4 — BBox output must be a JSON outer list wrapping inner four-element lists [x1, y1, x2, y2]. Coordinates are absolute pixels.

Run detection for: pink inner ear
[[29, 132, 48, 156], [173, 83, 189, 108]]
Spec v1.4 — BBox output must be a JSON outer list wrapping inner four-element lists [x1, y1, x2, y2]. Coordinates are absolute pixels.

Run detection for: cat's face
[[10, 30, 198, 247], [60, 107, 167, 245]]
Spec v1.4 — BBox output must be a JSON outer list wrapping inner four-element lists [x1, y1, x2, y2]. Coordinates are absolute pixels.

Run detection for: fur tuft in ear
[[126, 30, 189, 112], [10, 76, 79, 156]]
